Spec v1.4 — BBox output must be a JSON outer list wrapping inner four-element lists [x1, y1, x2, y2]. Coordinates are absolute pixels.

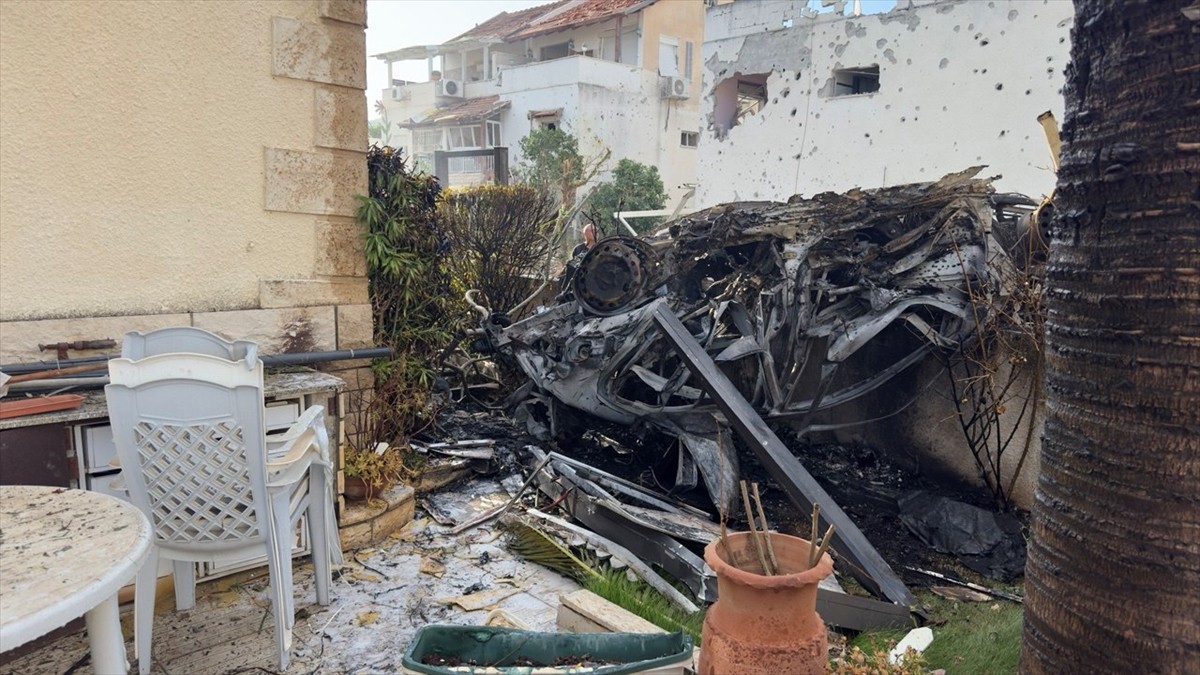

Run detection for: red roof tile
[[507, 0, 654, 41], [401, 95, 511, 128], [448, 2, 567, 43]]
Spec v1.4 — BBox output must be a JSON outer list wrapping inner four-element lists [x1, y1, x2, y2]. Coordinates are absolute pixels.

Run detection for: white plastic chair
[[119, 327, 343, 612], [106, 352, 337, 673], [122, 326, 258, 364]]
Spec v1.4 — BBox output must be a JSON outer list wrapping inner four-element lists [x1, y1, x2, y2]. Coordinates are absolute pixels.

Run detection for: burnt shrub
[[440, 183, 558, 319]]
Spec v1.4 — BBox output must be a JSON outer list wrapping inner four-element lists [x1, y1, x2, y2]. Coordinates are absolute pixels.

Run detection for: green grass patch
[[851, 590, 1023, 674], [583, 569, 705, 644]]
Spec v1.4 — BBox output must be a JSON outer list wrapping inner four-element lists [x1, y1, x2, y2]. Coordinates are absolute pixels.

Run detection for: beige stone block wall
[[0, 305, 375, 365], [193, 307, 337, 355], [0, 1, 375, 480], [259, 278, 369, 309], [0, 314, 191, 364], [0, 0, 368, 322], [264, 148, 367, 217], [335, 304, 374, 349]]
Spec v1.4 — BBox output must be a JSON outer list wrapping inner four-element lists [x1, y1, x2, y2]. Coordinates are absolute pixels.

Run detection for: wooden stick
[[808, 503, 821, 569], [740, 480, 773, 575], [719, 519, 733, 561], [751, 483, 778, 574], [905, 566, 1023, 603], [812, 523, 836, 568]]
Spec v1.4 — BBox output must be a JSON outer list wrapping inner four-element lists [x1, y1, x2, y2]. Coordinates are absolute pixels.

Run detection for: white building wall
[[494, 58, 700, 208], [697, 0, 1074, 206], [375, 81, 438, 153], [373, 13, 701, 209]]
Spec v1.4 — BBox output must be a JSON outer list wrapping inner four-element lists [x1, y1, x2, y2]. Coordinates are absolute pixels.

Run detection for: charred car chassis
[[484, 168, 1036, 609]]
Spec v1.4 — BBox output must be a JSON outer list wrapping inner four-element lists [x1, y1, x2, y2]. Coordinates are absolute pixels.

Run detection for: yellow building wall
[[0, 0, 371, 363], [639, 0, 705, 207], [641, 0, 705, 108]]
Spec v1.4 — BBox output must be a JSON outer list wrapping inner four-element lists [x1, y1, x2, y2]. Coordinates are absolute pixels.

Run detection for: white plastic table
[[0, 485, 152, 674]]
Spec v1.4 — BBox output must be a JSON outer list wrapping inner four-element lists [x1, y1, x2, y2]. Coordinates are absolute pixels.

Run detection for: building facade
[[373, 0, 705, 208], [692, 0, 1075, 508], [697, 0, 1074, 206]]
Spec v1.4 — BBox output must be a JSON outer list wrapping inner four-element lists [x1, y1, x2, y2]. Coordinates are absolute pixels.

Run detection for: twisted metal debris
[[488, 167, 1031, 515]]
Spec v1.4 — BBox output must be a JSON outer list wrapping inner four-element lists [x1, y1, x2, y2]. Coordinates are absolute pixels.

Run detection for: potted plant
[[699, 531, 833, 675], [342, 443, 402, 501], [699, 489, 835, 675]]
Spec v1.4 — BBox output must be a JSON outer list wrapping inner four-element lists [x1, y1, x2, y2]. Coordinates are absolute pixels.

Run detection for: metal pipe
[[9, 377, 109, 392], [1, 347, 394, 374], [260, 347, 393, 366], [0, 355, 111, 374]]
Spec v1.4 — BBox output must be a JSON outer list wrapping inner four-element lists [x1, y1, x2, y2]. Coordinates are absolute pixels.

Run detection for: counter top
[[0, 369, 346, 431]]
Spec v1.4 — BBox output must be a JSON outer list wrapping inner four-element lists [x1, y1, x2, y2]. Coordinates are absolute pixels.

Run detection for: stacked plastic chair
[[107, 327, 341, 673]]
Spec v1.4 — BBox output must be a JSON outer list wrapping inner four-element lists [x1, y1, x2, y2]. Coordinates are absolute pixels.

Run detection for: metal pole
[[651, 303, 916, 608]]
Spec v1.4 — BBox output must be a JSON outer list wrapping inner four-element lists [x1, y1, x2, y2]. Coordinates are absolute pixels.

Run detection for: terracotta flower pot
[[698, 531, 833, 675], [343, 475, 382, 501]]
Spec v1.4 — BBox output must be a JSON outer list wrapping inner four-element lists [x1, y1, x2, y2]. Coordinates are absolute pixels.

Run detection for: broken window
[[830, 65, 881, 96], [529, 108, 561, 131], [680, 131, 698, 148], [713, 73, 770, 137], [736, 80, 768, 121]]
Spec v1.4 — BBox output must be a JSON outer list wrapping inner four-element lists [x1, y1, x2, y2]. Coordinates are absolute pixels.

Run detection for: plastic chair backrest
[[106, 353, 272, 552], [122, 327, 258, 365]]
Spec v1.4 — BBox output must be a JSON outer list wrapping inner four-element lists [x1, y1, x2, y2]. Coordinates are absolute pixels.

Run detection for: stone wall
[[0, 0, 373, 458]]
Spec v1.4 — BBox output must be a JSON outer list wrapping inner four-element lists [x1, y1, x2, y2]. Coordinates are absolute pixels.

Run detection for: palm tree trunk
[[1022, 0, 1200, 672]]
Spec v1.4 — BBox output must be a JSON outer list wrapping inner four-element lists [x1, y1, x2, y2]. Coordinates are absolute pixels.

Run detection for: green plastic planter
[[401, 626, 693, 675]]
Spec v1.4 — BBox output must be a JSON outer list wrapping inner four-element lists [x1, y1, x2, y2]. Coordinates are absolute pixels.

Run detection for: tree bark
[[1022, 0, 1200, 672]]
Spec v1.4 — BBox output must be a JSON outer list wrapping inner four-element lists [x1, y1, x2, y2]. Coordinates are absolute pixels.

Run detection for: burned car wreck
[[481, 167, 1035, 610]]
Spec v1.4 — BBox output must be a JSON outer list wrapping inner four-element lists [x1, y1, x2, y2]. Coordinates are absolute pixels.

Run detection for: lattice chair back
[[106, 353, 274, 555], [121, 326, 257, 365]]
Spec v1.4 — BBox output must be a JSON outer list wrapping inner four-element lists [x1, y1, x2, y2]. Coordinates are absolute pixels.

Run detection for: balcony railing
[[386, 55, 645, 103], [497, 55, 643, 94]]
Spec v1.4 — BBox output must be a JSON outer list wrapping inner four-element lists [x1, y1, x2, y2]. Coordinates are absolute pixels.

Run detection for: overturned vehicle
[[479, 167, 1038, 606]]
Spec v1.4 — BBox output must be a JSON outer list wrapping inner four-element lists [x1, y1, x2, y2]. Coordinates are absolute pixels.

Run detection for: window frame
[[830, 65, 881, 97]]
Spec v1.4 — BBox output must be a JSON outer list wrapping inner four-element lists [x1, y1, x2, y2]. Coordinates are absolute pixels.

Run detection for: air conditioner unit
[[436, 79, 464, 98], [391, 85, 411, 101], [661, 76, 689, 100]]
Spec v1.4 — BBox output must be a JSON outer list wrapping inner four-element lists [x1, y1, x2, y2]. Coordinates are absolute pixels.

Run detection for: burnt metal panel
[[652, 304, 917, 609]]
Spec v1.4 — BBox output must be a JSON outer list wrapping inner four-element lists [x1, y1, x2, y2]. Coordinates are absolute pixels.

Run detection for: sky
[[365, 0, 897, 116]]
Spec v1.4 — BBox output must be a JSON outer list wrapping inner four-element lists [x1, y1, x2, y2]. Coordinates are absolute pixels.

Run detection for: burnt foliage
[[440, 184, 558, 319]]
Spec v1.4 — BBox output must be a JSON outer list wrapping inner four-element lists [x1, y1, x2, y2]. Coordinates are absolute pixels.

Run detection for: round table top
[[0, 485, 153, 652]]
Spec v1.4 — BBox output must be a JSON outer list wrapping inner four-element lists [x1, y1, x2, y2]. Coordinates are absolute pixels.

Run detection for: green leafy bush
[[356, 147, 457, 443], [589, 159, 667, 234], [514, 127, 584, 197]]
